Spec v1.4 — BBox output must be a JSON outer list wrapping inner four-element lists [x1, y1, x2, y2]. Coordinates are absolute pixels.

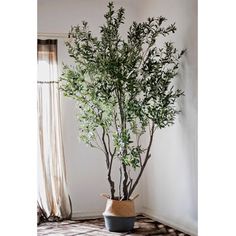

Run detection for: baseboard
[[72, 211, 103, 220], [141, 208, 197, 236]]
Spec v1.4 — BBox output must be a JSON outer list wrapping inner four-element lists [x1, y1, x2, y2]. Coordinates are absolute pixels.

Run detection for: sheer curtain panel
[[37, 39, 72, 221]]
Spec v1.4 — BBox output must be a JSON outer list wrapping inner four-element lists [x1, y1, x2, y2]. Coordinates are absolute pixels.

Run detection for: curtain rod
[[38, 32, 69, 39]]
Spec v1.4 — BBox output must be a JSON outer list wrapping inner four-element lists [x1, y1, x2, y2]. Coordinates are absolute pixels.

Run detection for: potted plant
[[60, 2, 185, 232]]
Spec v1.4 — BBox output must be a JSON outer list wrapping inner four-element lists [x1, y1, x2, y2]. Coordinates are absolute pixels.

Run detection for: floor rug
[[37, 214, 191, 235]]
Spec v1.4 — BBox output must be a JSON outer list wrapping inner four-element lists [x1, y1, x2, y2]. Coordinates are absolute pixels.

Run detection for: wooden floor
[[37, 215, 191, 235]]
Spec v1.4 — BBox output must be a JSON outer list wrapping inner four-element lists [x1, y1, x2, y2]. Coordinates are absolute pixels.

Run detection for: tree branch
[[107, 153, 115, 199], [93, 131, 107, 154], [136, 132, 143, 167], [128, 122, 155, 197], [106, 133, 113, 157], [113, 113, 119, 132], [90, 142, 106, 154], [119, 167, 122, 200], [122, 163, 129, 199], [126, 44, 152, 80], [95, 129, 105, 148], [101, 127, 110, 169], [128, 178, 133, 200]]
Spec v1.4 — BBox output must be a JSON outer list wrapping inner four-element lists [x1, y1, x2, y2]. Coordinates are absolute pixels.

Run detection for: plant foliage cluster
[[60, 2, 185, 200]]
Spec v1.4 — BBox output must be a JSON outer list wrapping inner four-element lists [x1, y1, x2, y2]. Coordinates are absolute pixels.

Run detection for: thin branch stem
[[90, 142, 106, 154], [119, 167, 122, 200], [101, 127, 110, 169], [93, 132, 107, 154], [136, 132, 143, 167], [128, 178, 133, 199], [95, 129, 104, 148], [114, 113, 119, 132], [108, 153, 115, 199], [126, 44, 152, 80], [128, 122, 155, 197], [106, 133, 113, 157]]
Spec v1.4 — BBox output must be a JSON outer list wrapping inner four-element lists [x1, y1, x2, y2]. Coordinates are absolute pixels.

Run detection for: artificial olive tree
[[60, 2, 185, 200]]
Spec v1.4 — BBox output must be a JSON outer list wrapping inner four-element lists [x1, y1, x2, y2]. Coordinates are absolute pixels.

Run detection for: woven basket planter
[[101, 194, 139, 232]]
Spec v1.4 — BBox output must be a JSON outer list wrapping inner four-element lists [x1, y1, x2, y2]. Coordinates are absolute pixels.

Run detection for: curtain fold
[[37, 39, 72, 221]]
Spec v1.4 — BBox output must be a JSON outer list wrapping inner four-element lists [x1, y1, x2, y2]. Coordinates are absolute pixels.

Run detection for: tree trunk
[[108, 174, 115, 199], [122, 163, 129, 199]]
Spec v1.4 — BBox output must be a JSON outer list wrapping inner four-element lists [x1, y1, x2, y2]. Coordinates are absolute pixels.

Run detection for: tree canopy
[[60, 2, 185, 200]]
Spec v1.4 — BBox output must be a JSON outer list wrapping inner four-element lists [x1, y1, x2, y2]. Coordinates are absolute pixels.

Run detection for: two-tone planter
[[101, 194, 139, 232]]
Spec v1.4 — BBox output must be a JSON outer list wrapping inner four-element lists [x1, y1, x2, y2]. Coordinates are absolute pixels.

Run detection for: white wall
[[38, 0, 197, 234], [137, 0, 198, 235]]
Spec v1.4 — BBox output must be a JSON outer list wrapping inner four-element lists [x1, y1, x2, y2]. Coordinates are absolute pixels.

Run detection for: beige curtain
[[37, 39, 72, 221]]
